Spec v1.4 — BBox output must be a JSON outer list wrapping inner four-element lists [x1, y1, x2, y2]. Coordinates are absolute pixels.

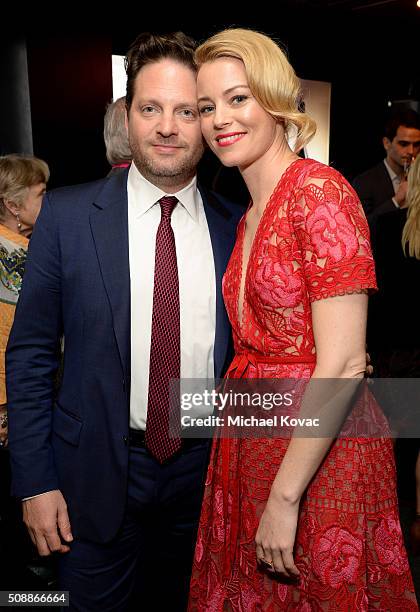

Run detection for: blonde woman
[[188, 29, 417, 610], [0, 154, 49, 447], [402, 154, 420, 257]]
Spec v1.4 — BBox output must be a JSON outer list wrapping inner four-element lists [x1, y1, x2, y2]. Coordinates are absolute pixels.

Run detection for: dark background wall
[[0, 36, 33, 156], [26, 34, 113, 188], [2, 2, 419, 190]]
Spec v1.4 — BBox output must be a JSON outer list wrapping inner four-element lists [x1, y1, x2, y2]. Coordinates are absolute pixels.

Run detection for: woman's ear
[[2, 198, 20, 217]]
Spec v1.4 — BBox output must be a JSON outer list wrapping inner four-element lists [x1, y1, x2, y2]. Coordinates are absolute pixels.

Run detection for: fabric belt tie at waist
[[225, 351, 316, 378], [222, 350, 316, 578]]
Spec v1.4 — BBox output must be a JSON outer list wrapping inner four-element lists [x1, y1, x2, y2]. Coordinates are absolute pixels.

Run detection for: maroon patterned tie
[[145, 196, 182, 463]]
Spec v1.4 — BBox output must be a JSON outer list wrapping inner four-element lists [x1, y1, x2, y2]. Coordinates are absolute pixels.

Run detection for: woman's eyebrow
[[198, 85, 249, 104]]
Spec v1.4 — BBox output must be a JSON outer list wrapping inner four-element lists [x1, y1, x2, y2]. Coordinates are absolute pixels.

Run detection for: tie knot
[[159, 196, 178, 219]]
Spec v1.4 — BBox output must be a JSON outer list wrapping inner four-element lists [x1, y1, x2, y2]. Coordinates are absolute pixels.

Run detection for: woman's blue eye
[[199, 106, 214, 114]]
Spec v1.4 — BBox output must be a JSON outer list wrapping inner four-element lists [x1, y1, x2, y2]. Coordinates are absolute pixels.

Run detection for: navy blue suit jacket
[[6, 169, 242, 543]]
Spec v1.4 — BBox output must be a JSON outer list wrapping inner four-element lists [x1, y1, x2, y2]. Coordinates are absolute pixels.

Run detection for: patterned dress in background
[[0, 224, 28, 404], [188, 159, 417, 610]]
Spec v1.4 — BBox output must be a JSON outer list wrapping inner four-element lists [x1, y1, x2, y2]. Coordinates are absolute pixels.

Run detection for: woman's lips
[[215, 133, 246, 147]]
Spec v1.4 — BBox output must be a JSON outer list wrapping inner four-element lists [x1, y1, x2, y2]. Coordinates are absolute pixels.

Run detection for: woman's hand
[[0, 404, 8, 448], [255, 490, 300, 578]]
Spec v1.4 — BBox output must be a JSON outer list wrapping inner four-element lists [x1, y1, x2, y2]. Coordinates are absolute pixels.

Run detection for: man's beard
[[130, 139, 204, 188]]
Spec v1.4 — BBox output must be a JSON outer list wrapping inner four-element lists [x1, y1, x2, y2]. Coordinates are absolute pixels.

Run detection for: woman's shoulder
[[0, 224, 29, 250], [285, 159, 367, 235], [290, 158, 349, 187], [285, 159, 358, 214]]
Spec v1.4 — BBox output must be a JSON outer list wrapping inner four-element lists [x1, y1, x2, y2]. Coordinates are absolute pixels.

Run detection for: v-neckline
[[236, 157, 304, 334]]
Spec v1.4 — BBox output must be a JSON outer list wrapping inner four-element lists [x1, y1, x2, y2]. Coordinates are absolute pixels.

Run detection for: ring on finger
[[259, 557, 274, 570]]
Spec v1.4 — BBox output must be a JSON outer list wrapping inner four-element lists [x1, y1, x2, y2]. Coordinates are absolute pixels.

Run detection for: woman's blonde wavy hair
[[195, 28, 316, 154], [402, 154, 420, 259]]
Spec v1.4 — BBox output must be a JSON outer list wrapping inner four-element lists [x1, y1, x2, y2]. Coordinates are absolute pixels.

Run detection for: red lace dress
[[188, 159, 418, 611]]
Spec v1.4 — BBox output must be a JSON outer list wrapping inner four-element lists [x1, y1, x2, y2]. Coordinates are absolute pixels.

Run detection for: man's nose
[[406, 143, 415, 156], [158, 113, 178, 137]]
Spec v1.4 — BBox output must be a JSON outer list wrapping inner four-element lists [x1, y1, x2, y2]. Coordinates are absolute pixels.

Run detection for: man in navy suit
[[352, 109, 420, 220], [6, 32, 241, 611]]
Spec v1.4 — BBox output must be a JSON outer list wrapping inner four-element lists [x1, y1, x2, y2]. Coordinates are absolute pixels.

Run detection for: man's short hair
[[124, 32, 197, 111], [384, 109, 420, 141]]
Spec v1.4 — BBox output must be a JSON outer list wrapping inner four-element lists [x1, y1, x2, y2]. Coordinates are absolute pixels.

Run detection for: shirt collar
[[383, 158, 400, 183], [127, 163, 199, 222]]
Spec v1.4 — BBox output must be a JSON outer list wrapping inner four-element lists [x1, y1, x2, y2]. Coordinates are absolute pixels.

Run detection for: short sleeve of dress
[[292, 161, 377, 302]]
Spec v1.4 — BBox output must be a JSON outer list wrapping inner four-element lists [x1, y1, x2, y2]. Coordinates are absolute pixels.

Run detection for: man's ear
[[383, 136, 391, 152]]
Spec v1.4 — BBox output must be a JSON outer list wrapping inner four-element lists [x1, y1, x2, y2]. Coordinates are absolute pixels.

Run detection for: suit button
[[122, 378, 126, 392], [123, 435, 128, 446]]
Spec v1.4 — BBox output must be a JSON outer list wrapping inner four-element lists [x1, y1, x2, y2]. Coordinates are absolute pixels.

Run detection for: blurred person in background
[[0, 154, 49, 589], [368, 153, 420, 555], [353, 109, 420, 219], [368, 153, 420, 379], [103, 96, 132, 176], [0, 154, 49, 448]]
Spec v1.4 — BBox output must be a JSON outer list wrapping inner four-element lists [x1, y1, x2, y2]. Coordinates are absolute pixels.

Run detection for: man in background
[[353, 109, 420, 219]]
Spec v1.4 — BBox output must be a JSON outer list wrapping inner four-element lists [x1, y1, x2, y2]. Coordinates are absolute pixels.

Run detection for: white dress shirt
[[127, 164, 216, 430], [383, 159, 402, 208]]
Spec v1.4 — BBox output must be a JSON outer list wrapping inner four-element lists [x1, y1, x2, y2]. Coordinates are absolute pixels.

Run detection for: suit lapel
[[378, 162, 396, 200], [89, 171, 131, 377], [199, 185, 237, 378]]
